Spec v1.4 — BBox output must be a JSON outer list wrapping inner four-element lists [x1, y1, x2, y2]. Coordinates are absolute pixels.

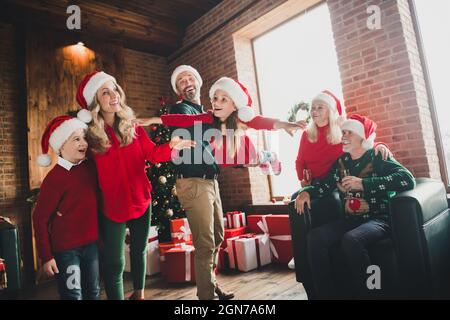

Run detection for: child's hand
[[169, 136, 197, 150], [42, 258, 59, 277], [132, 117, 162, 126]]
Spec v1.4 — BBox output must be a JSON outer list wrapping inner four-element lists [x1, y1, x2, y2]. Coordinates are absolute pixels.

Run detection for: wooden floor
[[22, 264, 307, 300]]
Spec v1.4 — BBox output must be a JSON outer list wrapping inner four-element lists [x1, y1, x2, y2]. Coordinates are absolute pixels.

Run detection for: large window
[[412, 0, 450, 188], [253, 2, 342, 197]]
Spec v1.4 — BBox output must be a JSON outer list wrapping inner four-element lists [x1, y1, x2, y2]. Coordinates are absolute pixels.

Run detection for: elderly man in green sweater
[[295, 114, 415, 299]]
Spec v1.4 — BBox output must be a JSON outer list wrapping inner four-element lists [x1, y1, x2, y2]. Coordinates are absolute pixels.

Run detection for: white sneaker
[[288, 257, 295, 269]]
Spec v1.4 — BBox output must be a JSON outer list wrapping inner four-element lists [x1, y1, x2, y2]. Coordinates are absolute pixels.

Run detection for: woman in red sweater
[[137, 77, 302, 173], [290, 90, 391, 299], [76, 71, 195, 300]]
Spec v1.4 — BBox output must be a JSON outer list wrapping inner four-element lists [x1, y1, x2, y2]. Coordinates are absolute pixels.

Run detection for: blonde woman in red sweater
[[290, 90, 391, 299], [76, 71, 195, 300]]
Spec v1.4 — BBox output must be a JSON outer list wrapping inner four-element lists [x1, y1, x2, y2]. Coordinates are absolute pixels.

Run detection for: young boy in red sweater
[[33, 111, 100, 300]]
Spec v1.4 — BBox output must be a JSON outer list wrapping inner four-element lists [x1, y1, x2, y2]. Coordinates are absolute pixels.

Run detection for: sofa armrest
[[389, 178, 450, 298]]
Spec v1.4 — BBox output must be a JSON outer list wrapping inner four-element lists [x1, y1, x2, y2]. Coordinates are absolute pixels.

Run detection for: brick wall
[[328, 0, 441, 179], [0, 22, 29, 208], [0, 22, 35, 284], [123, 49, 171, 118]]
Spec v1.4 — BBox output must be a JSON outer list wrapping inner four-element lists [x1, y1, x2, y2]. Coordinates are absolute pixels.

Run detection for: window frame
[[409, 0, 450, 192]]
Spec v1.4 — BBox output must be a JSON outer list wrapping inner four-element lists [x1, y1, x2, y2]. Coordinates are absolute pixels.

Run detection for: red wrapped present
[[247, 214, 268, 234], [264, 215, 293, 264], [221, 226, 246, 249], [164, 244, 196, 283], [226, 233, 271, 272], [159, 240, 193, 277], [170, 218, 192, 243], [226, 211, 246, 229], [247, 214, 293, 264]]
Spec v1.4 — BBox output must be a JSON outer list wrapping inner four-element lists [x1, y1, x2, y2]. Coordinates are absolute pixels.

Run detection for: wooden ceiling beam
[[1, 1, 177, 55], [3, 0, 182, 52]]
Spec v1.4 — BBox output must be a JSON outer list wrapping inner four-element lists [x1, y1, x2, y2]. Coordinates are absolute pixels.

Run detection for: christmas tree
[[147, 96, 186, 242]]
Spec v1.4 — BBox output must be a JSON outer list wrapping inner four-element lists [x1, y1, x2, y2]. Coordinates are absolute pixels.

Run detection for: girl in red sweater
[[137, 77, 302, 173], [76, 71, 195, 300], [33, 113, 100, 300]]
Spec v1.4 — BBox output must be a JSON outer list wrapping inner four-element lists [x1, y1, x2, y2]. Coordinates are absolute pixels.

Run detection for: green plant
[[287, 101, 311, 123]]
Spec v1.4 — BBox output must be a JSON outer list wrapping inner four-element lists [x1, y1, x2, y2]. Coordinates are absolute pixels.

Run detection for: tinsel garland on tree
[[146, 96, 186, 242]]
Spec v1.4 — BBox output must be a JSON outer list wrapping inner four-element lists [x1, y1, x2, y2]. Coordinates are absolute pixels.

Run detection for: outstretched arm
[[244, 115, 302, 136]]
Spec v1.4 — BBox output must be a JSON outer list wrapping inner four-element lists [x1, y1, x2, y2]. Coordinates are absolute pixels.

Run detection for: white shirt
[[57, 156, 85, 171]]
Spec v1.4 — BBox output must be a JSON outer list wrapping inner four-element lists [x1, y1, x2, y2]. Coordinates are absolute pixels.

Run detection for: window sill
[[245, 202, 290, 215]]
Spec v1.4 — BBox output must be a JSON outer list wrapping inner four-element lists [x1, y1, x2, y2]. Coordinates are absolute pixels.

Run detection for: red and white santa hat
[[37, 112, 89, 167], [340, 114, 377, 150], [76, 71, 116, 119], [170, 65, 203, 94], [312, 90, 346, 122], [209, 77, 255, 122]]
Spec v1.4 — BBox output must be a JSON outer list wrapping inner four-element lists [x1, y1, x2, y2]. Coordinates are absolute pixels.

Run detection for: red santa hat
[[37, 112, 89, 167], [209, 77, 255, 122], [170, 65, 203, 94], [76, 71, 116, 117], [340, 114, 377, 150], [312, 90, 346, 123]]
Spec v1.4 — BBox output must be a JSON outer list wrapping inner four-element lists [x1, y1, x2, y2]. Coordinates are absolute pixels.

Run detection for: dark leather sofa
[[288, 178, 450, 299]]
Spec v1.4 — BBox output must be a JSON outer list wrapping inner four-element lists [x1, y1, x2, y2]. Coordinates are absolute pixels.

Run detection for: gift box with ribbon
[[159, 240, 193, 277], [226, 233, 271, 272], [124, 226, 160, 276], [170, 218, 192, 243], [164, 243, 196, 283], [247, 214, 267, 234], [265, 215, 293, 263], [221, 226, 246, 249], [225, 211, 247, 229], [247, 214, 293, 264]]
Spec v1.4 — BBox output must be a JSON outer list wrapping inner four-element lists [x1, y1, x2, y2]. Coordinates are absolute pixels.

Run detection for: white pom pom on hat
[[77, 108, 92, 123], [209, 77, 255, 122]]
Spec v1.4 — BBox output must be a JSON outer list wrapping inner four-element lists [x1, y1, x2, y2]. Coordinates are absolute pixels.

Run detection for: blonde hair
[[306, 101, 343, 145], [86, 83, 136, 153]]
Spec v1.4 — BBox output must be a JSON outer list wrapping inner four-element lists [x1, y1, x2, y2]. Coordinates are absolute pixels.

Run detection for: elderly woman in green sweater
[[295, 114, 415, 299]]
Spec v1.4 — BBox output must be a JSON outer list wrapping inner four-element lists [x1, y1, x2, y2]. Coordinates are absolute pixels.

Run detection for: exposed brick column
[[328, 0, 441, 179]]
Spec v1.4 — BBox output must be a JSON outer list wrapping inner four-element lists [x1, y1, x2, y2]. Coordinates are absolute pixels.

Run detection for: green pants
[[100, 207, 151, 300]]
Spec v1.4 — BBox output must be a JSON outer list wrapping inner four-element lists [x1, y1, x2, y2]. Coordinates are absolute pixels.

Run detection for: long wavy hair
[[306, 101, 344, 145], [86, 83, 136, 153]]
